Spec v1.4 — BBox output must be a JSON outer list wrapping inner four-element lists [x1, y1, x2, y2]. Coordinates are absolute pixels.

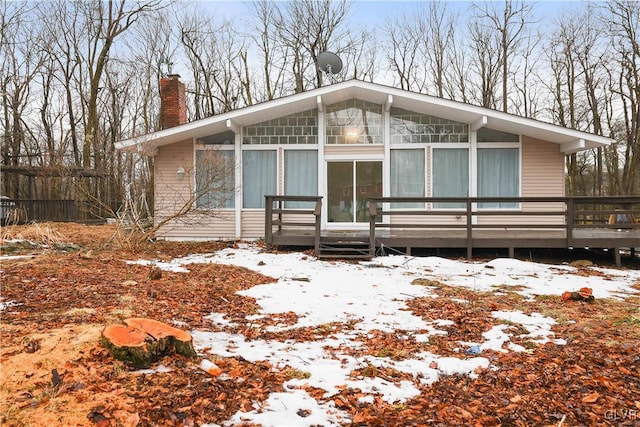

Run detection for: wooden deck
[[265, 196, 640, 265]]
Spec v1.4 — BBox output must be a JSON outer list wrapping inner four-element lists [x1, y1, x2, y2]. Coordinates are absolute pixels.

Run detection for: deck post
[[614, 248, 621, 267], [466, 199, 473, 259], [314, 198, 321, 256], [369, 201, 377, 258], [566, 197, 574, 247], [265, 196, 273, 248]]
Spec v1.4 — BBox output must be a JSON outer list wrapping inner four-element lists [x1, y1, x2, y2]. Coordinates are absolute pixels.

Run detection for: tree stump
[[101, 318, 196, 366]]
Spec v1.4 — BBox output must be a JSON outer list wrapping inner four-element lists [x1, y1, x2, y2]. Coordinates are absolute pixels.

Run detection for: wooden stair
[[316, 236, 372, 260]]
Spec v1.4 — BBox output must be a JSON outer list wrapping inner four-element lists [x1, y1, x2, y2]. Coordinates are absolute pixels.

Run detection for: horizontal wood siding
[[156, 211, 236, 240], [242, 211, 265, 238], [324, 145, 384, 157], [154, 140, 235, 240], [519, 136, 565, 224], [154, 139, 194, 226]]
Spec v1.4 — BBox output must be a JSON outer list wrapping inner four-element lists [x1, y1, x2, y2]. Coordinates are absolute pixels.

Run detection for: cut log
[[101, 318, 196, 366], [124, 318, 196, 359], [561, 287, 595, 303]]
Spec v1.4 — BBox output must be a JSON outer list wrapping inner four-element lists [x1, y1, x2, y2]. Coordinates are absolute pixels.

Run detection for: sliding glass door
[[327, 161, 382, 223]]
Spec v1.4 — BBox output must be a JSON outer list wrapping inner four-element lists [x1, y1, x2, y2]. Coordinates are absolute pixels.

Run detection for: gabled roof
[[115, 79, 612, 155]]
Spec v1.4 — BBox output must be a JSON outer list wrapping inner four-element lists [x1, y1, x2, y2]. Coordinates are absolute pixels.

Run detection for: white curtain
[[391, 149, 425, 208], [243, 150, 277, 208], [285, 150, 318, 208], [478, 148, 519, 208], [433, 148, 468, 208]]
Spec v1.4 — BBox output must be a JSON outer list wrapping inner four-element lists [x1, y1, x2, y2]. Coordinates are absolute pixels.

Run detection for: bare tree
[[179, 7, 244, 119], [1, 1, 46, 198], [468, 20, 502, 109], [602, 0, 640, 196], [473, 0, 534, 112], [249, 0, 288, 102], [76, 0, 164, 169], [276, 0, 351, 91], [383, 11, 425, 91], [419, 1, 456, 98]]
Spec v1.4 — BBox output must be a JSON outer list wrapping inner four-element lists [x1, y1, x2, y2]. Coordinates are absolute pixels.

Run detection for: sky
[[199, 0, 591, 31], [127, 243, 640, 426]]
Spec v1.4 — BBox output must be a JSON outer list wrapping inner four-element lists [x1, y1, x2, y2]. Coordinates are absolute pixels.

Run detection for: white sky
[[130, 244, 640, 426]]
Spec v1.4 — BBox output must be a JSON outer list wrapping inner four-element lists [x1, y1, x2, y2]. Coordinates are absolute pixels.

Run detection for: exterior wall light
[[176, 166, 186, 179]]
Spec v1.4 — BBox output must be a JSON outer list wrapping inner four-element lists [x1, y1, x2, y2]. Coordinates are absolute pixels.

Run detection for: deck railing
[[368, 196, 640, 258], [264, 195, 322, 253]]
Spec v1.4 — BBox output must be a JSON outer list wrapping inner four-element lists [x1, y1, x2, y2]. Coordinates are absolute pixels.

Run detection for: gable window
[[432, 148, 468, 208], [195, 149, 235, 209], [284, 150, 318, 208], [198, 130, 235, 145], [243, 150, 276, 208], [390, 108, 469, 144], [325, 99, 382, 144], [477, 128, 519, 143], [243, 109, 317, 145]]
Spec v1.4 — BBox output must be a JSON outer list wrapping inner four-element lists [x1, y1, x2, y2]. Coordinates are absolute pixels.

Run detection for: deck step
[[317, 238, 372, 260]]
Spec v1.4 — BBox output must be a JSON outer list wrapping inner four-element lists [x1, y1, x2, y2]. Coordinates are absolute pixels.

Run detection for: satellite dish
[[318, 51, 343, 74]]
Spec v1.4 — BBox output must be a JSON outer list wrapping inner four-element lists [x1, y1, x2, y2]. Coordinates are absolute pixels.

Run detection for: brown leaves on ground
[[2, 224, 640, 426]]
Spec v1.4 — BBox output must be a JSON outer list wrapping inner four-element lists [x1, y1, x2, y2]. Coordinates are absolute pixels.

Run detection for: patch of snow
[[223, 389, 349, 427], [205, 313, 235, 326], [133, 364, 171, 375], [0, 300, 19, 311], [131, 245, 640, 425]]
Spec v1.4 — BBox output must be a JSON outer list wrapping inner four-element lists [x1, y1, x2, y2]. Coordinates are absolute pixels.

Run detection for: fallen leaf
[[582, 392, 600, 403]]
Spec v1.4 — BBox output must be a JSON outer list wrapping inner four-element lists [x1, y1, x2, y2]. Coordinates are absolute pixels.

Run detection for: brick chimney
[[159, 74, 187, 129]]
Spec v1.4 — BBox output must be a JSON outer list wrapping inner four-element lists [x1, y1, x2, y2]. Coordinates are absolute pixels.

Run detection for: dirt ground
[[1, 223, 639, 426]]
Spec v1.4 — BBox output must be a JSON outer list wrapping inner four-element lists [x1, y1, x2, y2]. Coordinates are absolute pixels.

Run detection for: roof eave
[[115, 80, 613, 155]]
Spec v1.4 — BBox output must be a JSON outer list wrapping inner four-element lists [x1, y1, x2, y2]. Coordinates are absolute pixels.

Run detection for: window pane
[[243, 109, 317, 144], [477, 128, 519, 142], [198, 130, 235, 145], [196, 150, 235, 208], [242, 150, 276, 208], [390, 107, 469, 144], [433, 148, 468, 208], [355, 161, 382, 222], [391, 149, 425, 208], [478, 148, 519, 208], [284, 150, 318, 208], [325, 99, 383, 144], [327, 162, 354, 222]]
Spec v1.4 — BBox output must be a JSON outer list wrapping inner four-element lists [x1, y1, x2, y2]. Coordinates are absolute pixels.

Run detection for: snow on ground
[[132, 246, 640, 427]]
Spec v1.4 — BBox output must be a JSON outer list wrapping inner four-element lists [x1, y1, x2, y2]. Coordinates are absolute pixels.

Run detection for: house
[[115, 76, 613, 243]]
